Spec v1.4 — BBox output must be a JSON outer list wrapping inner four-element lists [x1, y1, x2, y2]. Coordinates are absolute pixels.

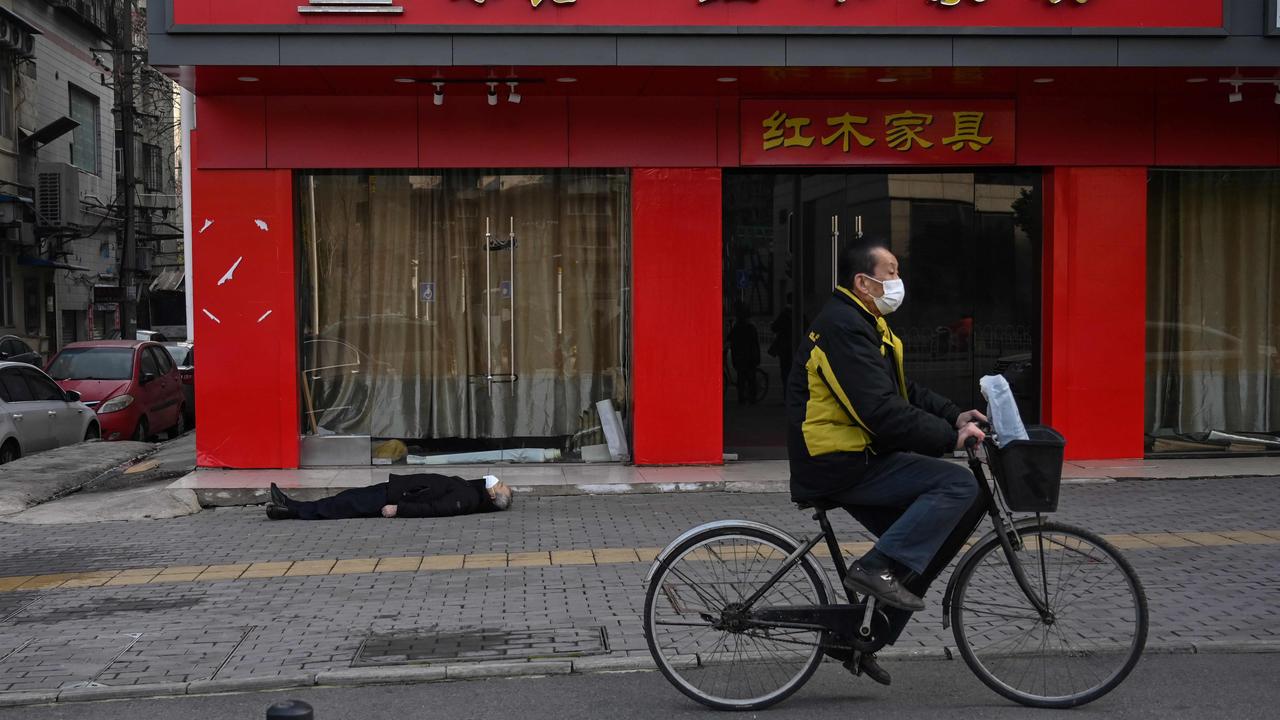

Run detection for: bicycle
[[643, 425, 1148, 710]]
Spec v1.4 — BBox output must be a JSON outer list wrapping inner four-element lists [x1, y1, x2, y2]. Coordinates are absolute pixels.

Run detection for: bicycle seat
[[794, 499, 841, 512]]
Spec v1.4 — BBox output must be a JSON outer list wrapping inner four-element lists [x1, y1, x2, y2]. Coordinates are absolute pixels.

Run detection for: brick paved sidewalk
[[0, 477, 1277, 699]]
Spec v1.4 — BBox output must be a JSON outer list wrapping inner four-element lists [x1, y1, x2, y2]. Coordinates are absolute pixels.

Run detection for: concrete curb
[[0, 690, 59, 708], [445, 660, 574, 679], [57, 682, 188, 703], [6, 639, 1278, 706], [185, 673, 317, 696], [1193, 639, 1280, 654], [316, 666, 447, 686]]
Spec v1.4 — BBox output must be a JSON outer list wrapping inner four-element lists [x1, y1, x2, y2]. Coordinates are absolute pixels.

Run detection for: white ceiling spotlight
[[433, 81, 445, 107], [1217, 72, 1280, 104], [487, 81, 499, 106], [1227, 83, 1244, 103], [507, 81, 522, 104]]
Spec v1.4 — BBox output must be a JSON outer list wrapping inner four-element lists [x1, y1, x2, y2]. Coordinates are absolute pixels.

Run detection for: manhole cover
[[354, 626, 608, 666]]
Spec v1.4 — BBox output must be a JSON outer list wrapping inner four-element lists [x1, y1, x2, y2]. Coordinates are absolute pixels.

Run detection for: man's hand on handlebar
[[956, 422, 987, 451], [955, 409, 989, 430]]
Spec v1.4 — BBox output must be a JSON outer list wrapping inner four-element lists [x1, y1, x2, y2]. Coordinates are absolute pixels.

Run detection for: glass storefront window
[[723, 171, 1042, 458], [1147, 170, 1280, 453], [298, 170, 631, 464]]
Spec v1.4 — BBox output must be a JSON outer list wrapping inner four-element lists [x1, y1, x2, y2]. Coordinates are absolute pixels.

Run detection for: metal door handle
[[508, 215, 516, 381], [831, 214, 840, 291]]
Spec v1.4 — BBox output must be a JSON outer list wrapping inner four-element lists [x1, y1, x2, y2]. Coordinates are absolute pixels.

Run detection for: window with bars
[[143, 144, 163, 191]]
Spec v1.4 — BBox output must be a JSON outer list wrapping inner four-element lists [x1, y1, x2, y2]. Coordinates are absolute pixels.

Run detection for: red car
[[45, 340, 187, 441]]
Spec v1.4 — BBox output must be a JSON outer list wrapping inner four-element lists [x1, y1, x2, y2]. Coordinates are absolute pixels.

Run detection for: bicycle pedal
[[842, 653, 863, 677]]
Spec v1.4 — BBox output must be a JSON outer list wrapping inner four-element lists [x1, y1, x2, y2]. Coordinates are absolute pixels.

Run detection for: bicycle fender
[[643, 520, 806, 586], [940, 517, 1045, 630]]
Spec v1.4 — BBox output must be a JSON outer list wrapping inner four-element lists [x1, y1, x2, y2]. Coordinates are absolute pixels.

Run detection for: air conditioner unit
[[35, 163, 83, 227], [137, 193, 178, 210]]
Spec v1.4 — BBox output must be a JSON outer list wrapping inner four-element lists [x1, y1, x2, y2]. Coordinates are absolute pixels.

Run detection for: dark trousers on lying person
[[289, 484, 388, 520]]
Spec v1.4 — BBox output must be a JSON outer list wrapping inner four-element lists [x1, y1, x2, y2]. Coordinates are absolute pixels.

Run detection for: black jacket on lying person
[[388, 473, 499, 518]]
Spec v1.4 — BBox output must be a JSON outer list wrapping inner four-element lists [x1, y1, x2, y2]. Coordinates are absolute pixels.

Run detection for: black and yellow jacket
[[786, 287, 961, 500]]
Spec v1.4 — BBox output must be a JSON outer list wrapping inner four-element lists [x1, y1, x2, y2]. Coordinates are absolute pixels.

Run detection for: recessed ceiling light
[[1185, 77, 1209, 84], [1032, 77, 1055, 84], [556, 77, 577, 83], [876, 77, 898, 84], [717, 77, 738, 83], [237, 76, 259, 83], [394, 78, 416, 84]]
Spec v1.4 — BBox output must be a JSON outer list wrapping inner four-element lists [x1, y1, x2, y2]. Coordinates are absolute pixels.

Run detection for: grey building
[[0, 0, 181, 359]]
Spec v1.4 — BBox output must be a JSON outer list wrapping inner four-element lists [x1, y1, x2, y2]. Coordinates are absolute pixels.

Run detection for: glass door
[[723, 170, 1042, 459]]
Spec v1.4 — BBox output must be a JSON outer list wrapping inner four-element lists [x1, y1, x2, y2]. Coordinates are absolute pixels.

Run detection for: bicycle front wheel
[[951, 521, 1148, 708], [643, 525, 829, 711]]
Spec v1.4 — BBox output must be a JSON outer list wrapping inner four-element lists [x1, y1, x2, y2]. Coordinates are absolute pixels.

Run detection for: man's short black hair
[[838, 238, 891, 288]]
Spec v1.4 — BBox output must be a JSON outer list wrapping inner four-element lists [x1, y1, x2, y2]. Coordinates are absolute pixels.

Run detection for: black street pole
[[116, 0, 137, 338]]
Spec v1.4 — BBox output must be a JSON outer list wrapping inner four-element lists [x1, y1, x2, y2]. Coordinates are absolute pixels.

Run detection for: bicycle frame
[[733, 442, 1052, 630]]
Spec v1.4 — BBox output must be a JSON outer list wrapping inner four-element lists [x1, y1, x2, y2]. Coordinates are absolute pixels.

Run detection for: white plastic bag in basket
[[980, 374, 1029, 448]]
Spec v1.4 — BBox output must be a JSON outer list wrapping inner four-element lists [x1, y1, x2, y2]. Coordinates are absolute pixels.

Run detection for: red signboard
[[172, 1, 1224, 30], [739, 100, 1015, 166]]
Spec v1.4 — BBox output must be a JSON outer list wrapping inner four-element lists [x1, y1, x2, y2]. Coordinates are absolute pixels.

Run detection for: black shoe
[[269, 483, 289, 507], [842, 561, 925, 612], [859, 653, 891, 686], [265, 503, 298, 520]]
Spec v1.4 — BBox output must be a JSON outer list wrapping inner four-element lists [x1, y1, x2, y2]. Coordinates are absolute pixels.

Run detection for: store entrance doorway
[[722, 170, 1043, 460]]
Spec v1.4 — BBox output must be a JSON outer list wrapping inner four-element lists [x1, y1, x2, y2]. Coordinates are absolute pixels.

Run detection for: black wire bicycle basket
[[986, 425, 1066, 512]]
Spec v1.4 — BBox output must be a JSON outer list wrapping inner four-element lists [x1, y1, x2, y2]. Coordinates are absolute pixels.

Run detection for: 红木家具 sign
[[740, 100, 1015, 167]]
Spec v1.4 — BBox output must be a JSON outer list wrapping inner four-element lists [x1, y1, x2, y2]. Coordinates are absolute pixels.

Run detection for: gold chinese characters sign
[[740, 100, 1015, 166]]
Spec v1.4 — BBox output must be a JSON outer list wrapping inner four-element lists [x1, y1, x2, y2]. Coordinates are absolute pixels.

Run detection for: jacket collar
[[835, 285, 894, 338], [835, 286, 878, 323]]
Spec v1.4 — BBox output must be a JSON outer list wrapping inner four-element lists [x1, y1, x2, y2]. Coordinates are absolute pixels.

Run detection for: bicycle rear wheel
[[643, 525, 829, 711], [950, 521, 1148, 708]]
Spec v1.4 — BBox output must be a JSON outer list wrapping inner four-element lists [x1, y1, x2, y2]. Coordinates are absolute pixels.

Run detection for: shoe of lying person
[[264, 503, 298, 521]]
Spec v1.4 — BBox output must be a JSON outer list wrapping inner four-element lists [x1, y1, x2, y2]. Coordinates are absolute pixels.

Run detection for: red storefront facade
[[151, 1, 1280, 469]]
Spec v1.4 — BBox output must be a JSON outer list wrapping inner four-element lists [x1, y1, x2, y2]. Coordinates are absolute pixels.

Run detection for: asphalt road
[[4, 652, 1277, 720]]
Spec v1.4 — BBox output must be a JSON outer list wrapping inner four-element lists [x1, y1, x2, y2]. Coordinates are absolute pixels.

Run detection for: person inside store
[[768, 292, 795, 392], [728, 301, 762, 404], [786, 238, 989, 686], [265, 474, 513, 520]]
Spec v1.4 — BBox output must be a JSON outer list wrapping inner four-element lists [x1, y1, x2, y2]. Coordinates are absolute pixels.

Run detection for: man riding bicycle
[[786, 239, 989, 685]]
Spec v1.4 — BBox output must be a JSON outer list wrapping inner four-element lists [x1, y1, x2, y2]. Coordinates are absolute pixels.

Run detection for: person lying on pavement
[[265, 473, 513, 520]]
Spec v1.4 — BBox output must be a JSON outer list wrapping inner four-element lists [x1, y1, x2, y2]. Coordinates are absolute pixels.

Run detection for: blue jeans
[[824, 452, 986, 646]]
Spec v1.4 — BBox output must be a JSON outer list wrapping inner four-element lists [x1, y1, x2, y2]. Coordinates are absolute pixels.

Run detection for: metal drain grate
[[354, 626, 608, 667]]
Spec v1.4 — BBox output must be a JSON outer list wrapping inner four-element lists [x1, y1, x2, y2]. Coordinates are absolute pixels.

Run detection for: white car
[[0, 361, 100, 464]]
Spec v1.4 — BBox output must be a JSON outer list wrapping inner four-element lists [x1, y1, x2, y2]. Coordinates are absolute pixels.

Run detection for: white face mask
[[862, 275, 906, 315]]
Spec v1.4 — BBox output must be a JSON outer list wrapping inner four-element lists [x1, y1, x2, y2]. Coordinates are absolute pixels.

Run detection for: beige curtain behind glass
[[300, 171, 627, 442], [1147, 170, 1279, 435]]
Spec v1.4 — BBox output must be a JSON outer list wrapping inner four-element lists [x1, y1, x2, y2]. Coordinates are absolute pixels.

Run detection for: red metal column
[[631, 168, 723, 465], [190, 150, 299, 468], [1042, 167, 1147, 460]]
